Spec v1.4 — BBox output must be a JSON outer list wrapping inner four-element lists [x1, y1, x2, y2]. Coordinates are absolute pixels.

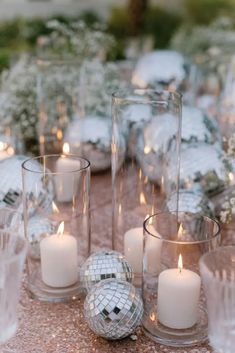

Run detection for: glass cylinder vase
[[142, 211, 221, 347], [37, 58, 80, 156], [22, 154, 90, 302], [112, 89, 182, 285], [199, 246, 235, 353]]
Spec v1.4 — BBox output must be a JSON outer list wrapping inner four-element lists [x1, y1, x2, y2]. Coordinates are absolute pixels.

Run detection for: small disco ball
[[26, 216, 56, 259], [64, 116, 112, 173], [80, 250, 133, 292], [132, 50, 187, 89], [84, 279, 143, 340], [181, 105, 221, 145], [0, 155, 54, 216]]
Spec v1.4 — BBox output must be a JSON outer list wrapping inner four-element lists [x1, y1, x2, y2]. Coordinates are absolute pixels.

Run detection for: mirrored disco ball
[[132, 50, 187, 88], [167, 189, 214, 217], [0, 155, 54, 215], [84, 279, 143, 340], [181, 105, 222, 145], [136, 112, 177, 184], [167, 143, 230, 195], [80, 250, 133, 292], [65, 116, 112, 172], [26, 216, 56, 259]]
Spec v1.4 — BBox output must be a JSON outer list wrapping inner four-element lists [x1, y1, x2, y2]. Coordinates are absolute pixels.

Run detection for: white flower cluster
[[219, 132, 235, 223], [80, 60, 130, 117], [220, 195, 235, 223], [171, 16, 235, 83], [0, 55, 38, 143], [0, 20, 119, 152], [38, 20, 115, 61]]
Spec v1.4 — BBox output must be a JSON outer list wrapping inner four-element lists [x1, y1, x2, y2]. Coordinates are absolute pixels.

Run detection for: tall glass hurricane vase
[[37, 59, 80, 156], [22, 154, 90, 302], [0, 208, 27, 352], [200, 246, 235, 353], [112, 89, 182, 285]]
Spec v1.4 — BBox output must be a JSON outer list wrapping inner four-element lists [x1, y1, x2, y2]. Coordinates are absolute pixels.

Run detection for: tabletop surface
[[4, 173, 217, 353]]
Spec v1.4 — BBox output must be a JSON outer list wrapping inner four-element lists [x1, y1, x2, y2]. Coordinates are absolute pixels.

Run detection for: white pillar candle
[[124, 225, 162, 274], [157, 254, 201, 329], [55, 143, 80, 202], [124, 227, 143, 273], [40, 222, 78, 287]]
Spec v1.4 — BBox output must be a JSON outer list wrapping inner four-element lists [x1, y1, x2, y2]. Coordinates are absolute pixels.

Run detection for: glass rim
[[22, 154, 91, 175], [199, 245, 235, 285], [112, 88, 182, 104], [143, 211, 221, 245]]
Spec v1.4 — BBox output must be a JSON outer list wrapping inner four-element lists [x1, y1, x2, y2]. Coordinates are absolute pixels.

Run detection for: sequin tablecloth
[[4, 173, 215, 353]]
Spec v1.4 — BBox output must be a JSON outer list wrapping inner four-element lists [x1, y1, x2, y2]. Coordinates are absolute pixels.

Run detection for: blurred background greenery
[[0, 0, 235, 72]]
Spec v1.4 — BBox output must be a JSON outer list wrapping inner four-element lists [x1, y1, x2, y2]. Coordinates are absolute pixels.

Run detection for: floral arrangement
[[37, 20, 115, 61], [219, 133, 235, 223], [171, 17, 235, 90], [0, 20, 120, 153]]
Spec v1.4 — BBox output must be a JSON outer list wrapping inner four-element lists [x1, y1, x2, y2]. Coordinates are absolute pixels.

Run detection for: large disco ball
[[84, 279, 143, 340]]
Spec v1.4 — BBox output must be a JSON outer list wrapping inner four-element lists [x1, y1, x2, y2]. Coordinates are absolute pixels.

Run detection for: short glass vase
[[142, 211, 221, 347], [22, 154, 91, 302]]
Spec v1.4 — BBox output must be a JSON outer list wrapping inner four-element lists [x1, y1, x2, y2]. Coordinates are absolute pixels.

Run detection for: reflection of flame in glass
[[144, 176, 148, 184], [57, 129, 63, 140], [178, 223, 184, 239], [7, 146, 14, 156], [111, 142, 117, 154], [39, 135, 45, 144], [144, 145, 151, 154], [229, 172, 234, 182], [118, 204, 122, 215], [63, 142, 70, 154], [145, 214, 153, 225], [150, 312, 156, 321], [52, 202, 59, 213], [178, 254, 183, 273], [140, 192, 146, 205], [57, 221, 64, 236], [139, 169, 142, 180], [0, 141, 7, 151]]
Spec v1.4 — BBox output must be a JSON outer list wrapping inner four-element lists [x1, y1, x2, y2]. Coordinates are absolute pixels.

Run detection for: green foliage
[[143, 6, 182, 48], [184, 0, 234, 25], [107, 5, 182, 49], [78, 10, 101, 26], [0, 49, 11, 72], [22, 18, 50, 45], [107, 7, 130, 39], [0, 18, 28, 49]]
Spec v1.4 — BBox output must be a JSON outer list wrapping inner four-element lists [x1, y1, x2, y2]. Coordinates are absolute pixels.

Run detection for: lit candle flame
[[57, 129, 63, 141], [57, 221, 64, 236], [52, 201, 59, 213], [178, 224, 184, 240], [63, 142, 70, 155], [144, 145, 151, 154], [140, 192, 146, 205], [178, 254, 183, 273], [229, 172, 234, 182]]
